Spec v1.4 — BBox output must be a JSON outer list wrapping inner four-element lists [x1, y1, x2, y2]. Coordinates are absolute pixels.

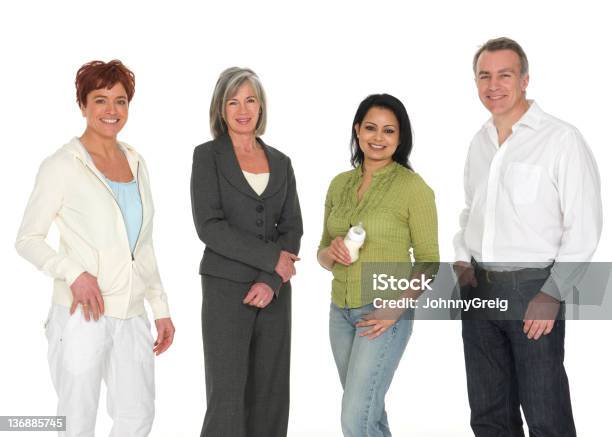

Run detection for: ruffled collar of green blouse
[[354, 160, 400, 180]]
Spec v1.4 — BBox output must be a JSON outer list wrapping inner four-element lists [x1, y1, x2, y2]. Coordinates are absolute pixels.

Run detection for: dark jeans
[[200, 275, 291, 437], [461, 272, 576, 437]]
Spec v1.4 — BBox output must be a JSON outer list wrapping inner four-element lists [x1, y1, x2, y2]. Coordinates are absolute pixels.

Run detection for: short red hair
[[75, 60, 135, 107]]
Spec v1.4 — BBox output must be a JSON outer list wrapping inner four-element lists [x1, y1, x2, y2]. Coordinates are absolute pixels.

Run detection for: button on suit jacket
[[190, 133, 303, 294]]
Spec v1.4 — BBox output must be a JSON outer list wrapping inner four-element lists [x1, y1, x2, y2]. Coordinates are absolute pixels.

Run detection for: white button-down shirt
[[454, 101, 602, 298]]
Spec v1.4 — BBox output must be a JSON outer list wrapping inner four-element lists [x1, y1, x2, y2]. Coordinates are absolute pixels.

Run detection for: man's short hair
[[473, 37, 529, 76]]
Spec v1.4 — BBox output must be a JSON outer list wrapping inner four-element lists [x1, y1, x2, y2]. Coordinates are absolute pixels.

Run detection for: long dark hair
[[350, 94, 413, 170]]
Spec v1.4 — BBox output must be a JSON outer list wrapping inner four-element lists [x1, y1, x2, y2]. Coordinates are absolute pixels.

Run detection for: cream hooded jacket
[[16, 137, 170, 320]]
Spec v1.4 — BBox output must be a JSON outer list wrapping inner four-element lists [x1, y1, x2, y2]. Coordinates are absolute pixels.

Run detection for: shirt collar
[[356, 161, 398, 179], [515, 100, 543, 130], [484, 100, 543, 132], [65, 136, 141, 177]]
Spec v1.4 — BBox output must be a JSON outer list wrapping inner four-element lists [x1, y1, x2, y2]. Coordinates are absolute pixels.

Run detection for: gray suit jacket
[[190, 133, 303, 294]]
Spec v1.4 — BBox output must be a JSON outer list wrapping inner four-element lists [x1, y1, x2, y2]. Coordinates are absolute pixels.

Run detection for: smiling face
[[80, 82, 128, 140], [224, 80, 261, 136], [355, 106, 400, 166], [475, 49, 529, 121]]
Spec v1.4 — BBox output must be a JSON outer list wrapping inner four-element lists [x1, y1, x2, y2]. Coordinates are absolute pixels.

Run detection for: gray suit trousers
[[200, 274, 291, 437]]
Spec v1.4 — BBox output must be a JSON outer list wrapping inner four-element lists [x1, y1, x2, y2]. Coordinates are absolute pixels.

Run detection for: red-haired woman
[[16, 60, 174, 436]]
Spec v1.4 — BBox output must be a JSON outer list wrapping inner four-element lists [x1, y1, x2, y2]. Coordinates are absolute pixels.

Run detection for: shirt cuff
[[540, 276, 563, 301], [454, 248, 472, 264], [148, 296, 171, 320], [62, 259, 86, 287], [255, 270, 283, 296]]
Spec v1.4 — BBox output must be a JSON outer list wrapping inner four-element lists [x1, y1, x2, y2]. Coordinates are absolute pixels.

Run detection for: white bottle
[[344, 222, 366, 263]]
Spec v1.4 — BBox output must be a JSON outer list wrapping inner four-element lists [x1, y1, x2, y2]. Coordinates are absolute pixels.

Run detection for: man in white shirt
[[454, 37, 602, 437]]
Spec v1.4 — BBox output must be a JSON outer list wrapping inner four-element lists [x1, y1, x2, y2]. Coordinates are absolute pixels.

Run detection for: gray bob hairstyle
[[209, 67, 267, 139]]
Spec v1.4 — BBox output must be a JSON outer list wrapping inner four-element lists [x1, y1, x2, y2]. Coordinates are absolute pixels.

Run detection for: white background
[[1, 1, 610, 436]]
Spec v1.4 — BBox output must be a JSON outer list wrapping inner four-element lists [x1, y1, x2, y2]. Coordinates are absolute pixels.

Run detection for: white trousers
[[45, 304, 155, 437]]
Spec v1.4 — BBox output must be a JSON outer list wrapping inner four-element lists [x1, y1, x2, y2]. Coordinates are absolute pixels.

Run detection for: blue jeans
[[329, 303, 413, 437]]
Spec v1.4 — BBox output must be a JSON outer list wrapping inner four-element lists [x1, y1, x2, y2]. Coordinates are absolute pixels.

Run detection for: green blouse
[[318, 161, 439, 308]]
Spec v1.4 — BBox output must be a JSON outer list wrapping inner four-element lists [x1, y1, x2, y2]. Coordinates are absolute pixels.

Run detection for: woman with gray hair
[[191, 67, 303, 437]]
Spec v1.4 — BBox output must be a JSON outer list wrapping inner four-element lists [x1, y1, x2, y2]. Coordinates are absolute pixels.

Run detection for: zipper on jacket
[[81, 159, 143, 261], [131, 162, 143, 260]]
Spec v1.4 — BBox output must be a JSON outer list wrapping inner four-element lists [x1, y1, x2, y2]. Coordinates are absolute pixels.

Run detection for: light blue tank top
[[83, 148, 143, 253]]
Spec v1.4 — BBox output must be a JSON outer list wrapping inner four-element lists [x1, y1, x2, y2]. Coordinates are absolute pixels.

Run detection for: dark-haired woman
[[317, 94, 439, 436], [15, 60, 174, 436]]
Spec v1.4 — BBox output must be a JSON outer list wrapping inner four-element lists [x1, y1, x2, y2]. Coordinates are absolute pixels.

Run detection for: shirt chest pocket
[[504, 162, 542, 205]]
